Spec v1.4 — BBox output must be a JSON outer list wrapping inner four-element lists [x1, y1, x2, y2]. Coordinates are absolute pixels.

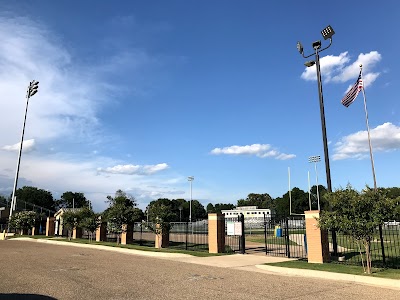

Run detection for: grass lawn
[[15, 236, 229, 257], [265, 260, 400, 279], [246, 235, 298, 246]]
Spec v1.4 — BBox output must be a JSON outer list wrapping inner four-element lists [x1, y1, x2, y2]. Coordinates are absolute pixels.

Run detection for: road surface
[[0, 241, 398, 300]]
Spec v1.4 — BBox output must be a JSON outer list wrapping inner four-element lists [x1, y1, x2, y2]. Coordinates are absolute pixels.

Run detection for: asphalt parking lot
[[0, 240, 399, 300]]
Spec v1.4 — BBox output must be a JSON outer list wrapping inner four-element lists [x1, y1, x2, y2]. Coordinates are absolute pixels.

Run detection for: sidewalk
[[10, 237, 400, 290]]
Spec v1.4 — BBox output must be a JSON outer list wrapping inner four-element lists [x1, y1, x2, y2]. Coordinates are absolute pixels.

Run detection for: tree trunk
[[357, 241, 366, 273], [364, 240, 372, 274]]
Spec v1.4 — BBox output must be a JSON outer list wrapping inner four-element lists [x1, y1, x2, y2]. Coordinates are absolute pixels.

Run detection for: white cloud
[[0, 16, 178, 210], [301, 51, 382, 89], [333, 122, 400, 160], [301, 52, 350, 81], [2, 139, 35, 153], [97, 163, 169, 175], [210, 144, 295, 160]]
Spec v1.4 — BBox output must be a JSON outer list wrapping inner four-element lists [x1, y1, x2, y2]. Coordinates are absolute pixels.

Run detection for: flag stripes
[[341, 71, 363, 107]]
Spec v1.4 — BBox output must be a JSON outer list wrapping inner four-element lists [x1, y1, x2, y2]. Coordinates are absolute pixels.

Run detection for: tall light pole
[[188, 176, 194, 223], [297, 25, 338, 255], [179, 206, 183, 222], [309, 155, 321, 210], [9, 80, 39, 222]]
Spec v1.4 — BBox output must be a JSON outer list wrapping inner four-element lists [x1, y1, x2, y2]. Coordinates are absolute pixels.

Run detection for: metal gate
[[228, 214, 307, 258]]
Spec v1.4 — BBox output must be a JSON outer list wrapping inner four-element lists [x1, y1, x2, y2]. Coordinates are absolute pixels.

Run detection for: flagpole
[[360, 64, 377, 191]]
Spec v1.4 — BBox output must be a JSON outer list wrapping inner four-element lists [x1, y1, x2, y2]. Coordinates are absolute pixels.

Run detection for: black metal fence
[[168, 220, 208, 252], [328, 224, 400, 269], [82, 220, 209, 252], [224, 214, 307, 258]]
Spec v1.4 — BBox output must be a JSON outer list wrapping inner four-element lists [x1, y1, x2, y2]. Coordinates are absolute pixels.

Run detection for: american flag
[[341, 71, 363, 107]]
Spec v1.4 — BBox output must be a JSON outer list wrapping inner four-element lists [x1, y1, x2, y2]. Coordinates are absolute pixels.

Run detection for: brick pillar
[[208, 213, 225, 253], [46, 217, 55, 236], [72, 227, 82, 239], [96, 222, 107, 242], [121, 224, 133, 245], [305, 210, 330, 263], [154, 224, 169, 248]]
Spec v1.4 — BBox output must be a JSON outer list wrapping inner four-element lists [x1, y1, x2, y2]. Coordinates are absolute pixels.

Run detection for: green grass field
[[246, 234, 298, 246], [265, 260, 400, 279]]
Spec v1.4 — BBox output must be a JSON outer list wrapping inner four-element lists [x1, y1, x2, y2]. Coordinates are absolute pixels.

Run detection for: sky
[[0, 1, 399, 212]]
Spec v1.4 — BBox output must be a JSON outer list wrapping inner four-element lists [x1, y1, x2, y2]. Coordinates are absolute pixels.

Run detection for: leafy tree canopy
[[55, 192, 89, 210], [318, 185, 395, 273], [9, 211, 37, 230], [15, 186, 55, 210], [237, 193, 273, 209], [274, 187, 310, 219], [103, 190, 142, 232], [206, 203, 235, 213], [147, 198, 207, 222]]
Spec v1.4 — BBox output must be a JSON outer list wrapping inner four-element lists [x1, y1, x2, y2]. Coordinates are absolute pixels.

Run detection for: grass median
[[12, 235, 231, 257], [265, 260, 400, 279]]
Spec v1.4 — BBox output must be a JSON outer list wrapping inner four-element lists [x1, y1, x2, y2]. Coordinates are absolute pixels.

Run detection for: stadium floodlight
[[297, 26, 338, 255], [321, 25, 335, 40], [304, 60, 316, 67], [9, 80, 40, 224]]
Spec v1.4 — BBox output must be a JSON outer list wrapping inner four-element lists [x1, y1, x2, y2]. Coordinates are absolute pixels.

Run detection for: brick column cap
[[304, 210, 320, 219]]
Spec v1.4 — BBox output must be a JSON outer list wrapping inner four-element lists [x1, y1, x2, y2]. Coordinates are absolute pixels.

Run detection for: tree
[[274, 187, 309, 219], [237, 193, 273, 209], [0, 194, 7, 205], [15, 186, 55, 210], [9, 211, 37, 234], [80, 207, 100, 242], [206, 203, 215, 213], [147, 199, 178, 244], [318, 186, 394, 274], [62, 210, 81, 240], [216, 203, 235, 213], [310, 185, 328, 210], [103, 190, 142, 244], [191, 200, 207, 220], [55, 192, 89, 210]]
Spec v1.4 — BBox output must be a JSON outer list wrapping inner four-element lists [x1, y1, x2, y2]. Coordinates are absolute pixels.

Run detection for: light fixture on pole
[[308, 155, 321, 210], [297, 26, 334, 194], [297, 25, 338, 256], [9, 80, 39, 223], [188, 176, 194, 223]]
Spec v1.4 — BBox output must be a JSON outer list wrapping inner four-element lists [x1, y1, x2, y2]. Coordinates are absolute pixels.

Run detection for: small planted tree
[[80, 207, 100, 242], [103, 190, 142, 244], [62, 210, 81, 240], [9, 211, 37, 235], [147, 200, 179, 248], [318, 185, 394, 274]]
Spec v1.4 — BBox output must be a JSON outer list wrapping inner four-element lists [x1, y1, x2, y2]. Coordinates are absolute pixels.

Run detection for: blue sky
[[0, 1, 399, 211]]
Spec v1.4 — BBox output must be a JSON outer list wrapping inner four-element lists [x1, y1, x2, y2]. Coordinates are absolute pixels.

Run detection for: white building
[[221, 206, 272, 221]]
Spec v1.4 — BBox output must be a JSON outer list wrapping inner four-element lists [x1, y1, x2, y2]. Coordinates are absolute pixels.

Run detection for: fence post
[[285, 217, 291, 258], [140, 223, 143, 246], [379, 224, 386, 265], [185, 222, 189, 250], [239, 213, 245, 254], [264, 213, 267, 255]]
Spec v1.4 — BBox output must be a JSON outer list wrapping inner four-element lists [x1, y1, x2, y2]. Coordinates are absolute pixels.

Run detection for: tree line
[[3, 185, 400, 222]]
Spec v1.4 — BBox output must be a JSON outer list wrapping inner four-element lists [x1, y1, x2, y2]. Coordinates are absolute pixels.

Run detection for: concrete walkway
[[9, 237, 400, 291]]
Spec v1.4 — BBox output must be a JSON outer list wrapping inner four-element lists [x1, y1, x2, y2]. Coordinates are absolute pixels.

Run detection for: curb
[[256, 265, 400, 290], [10, 237, 193, 258]]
